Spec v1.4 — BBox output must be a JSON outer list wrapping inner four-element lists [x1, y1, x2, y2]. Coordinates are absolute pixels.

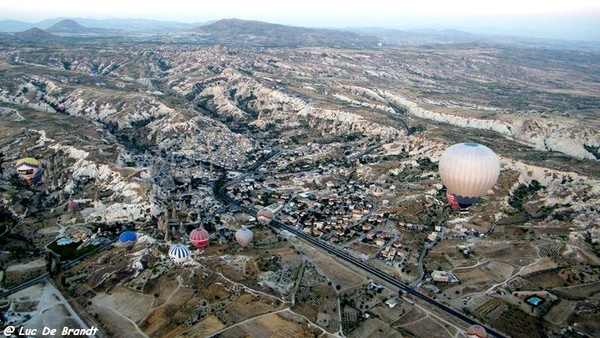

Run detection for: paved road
[[214, 149, 507, 338]]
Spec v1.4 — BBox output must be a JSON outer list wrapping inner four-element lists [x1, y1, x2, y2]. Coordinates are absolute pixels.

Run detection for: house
[[379, 247, 397, 260], [367, 282, 383, 293], [427, 232, 439, 242], [386, 298, 398, 308], [432, 270, 450, 283], [432, 270, 460, 283], [374, 238, 386, 246]]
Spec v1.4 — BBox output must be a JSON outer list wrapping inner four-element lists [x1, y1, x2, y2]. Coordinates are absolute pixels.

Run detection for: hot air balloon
[[118, 230, 138, 251], [15, 157, 44, 185], [67, 199, 79, 213], [235, 226, 253, 249], [190, 228, 209, 250], [466, 324, 487, 338], [438, 143, 500, 208], [169, 244, 190, 266], [256, 208, 274, 225]]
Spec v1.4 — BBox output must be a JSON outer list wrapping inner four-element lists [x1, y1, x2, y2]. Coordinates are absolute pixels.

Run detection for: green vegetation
[[508, 180, 543, 211], [47, 240, 98, 260]]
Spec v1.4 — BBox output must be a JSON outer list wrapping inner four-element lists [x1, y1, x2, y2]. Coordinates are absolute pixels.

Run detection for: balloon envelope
[[439, 143, 500, 206], [235, 227, 253, 248], [118, 231, 138, 251], [67, 200, 79, 212], [169, 244, 190, 265], [16, 157, 43, 185], [256, 209, 274, 225], [190, 228, 210, 250], [466, 324, 487, 338]]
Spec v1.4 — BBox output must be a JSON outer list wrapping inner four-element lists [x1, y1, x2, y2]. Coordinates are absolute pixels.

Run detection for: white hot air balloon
[[235, 226, 253, 249], [168, 244, 190, 266], [466, 324, 487, 338], [438, 142, 500, 208], [256, 208, 274, 225]]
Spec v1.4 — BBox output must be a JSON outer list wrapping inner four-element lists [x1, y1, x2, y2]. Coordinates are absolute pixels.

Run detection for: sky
[[2, 0, 600, 40]]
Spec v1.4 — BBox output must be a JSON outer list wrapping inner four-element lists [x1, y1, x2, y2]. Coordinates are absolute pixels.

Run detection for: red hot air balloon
[[190, 228, 209, 250]]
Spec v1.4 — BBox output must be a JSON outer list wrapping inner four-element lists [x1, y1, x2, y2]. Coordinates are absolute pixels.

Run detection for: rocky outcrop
[[191, 69, 404, 140], [379, 91, 599, 161], [26, 130, 161, 223]]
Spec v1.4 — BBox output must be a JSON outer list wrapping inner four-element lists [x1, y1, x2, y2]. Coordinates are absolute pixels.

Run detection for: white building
[[386, 298, 398, 308]]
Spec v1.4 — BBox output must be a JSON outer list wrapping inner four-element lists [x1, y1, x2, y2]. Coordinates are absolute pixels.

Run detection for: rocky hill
[[14, 27, 59, 42], [45, 19, 109, 34], [190, 18, 379, 48]]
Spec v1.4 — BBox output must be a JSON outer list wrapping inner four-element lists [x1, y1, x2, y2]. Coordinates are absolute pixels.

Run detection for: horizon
[[1, 0, 600, 41]]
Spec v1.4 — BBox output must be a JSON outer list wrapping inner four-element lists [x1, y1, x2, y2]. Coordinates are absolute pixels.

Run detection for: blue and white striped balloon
[[168, 244, 190, 266]]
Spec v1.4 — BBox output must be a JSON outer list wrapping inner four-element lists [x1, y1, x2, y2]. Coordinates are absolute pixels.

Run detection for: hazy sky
[[2, 0, 600, 40]]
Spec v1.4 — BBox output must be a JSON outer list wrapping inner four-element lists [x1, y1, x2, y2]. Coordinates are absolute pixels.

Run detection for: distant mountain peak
[[190, 18, 378, 48], [46, 19, 93, 33], [50, 19, 85, 29], [15, 27, 58, 42]]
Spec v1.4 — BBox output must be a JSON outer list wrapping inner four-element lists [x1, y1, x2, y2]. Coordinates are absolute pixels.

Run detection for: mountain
[[45, 19, 109, 34], [347, 27, 480, 45], [70, 18, 195, 33], [347, 26, 600, 51], [0, 19, 36, 32], [189, 18, 379, 48], [0, 18, 196, 33], [14, 28, 59, 42]]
